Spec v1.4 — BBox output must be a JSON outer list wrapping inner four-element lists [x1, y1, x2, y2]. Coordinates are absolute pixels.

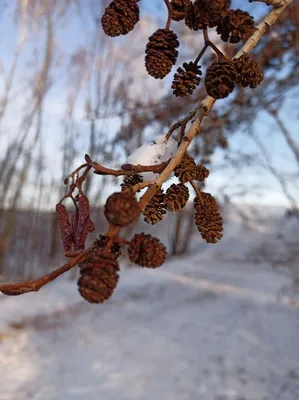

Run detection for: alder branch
[[85, 154, 170, 177], [138, 0, 294, 210], [0, 250, 89, 295]]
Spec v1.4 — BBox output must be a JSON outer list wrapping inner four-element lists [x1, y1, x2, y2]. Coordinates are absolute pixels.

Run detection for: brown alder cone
[[185, 0, 231, 30], [195, 165, 210, 182], [78, 251, 119, 303], [145, 29, 180, 79], [143, 189, 167, 225], [217, 9, 255, 44], [204, 58, 237, 99], [164, 184, 189, 212], [128, 233, 167, 268], [101, 0, 140, 37], [170, 0, 190, 21], [233, 54, 264, 88], [121, 174, 143, 192], [172, 61, 202, 97], [174, 153, 197, 183], [104, 192, 139, 226], [194, 193, 223, 243], [56, 204, 72, 251]]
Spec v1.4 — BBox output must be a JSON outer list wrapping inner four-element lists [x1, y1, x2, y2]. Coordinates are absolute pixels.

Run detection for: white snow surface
[[0, 207, 299, 400], [127, 134, 178, 181]]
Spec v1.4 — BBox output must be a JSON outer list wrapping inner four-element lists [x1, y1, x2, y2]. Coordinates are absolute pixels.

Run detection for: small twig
[[194, 44, 209, 65], [165, 111, 196, 141], [76, 165, 92, 194], [66, 163, 88, 184], [203, 28, 209, 44], [104, 225, 121, 254], [115, 237, 131, 246], [207, 40, 225, 58], [191, 181, 205, 206], [132, 180, 154, 192], [164, 0, 173, 30], [86, 154, 170, 177], [0, 250, 89, 296], [60, 164, 92, 203], [202, 28, 225, 58]]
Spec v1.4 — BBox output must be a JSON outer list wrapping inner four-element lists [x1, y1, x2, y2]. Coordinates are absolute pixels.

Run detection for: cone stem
[[194, 43, 208, 65], [164, 0, 173, 30]]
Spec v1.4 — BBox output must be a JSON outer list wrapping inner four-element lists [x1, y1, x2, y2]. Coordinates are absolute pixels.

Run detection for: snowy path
[[0, 258, 299, 400]]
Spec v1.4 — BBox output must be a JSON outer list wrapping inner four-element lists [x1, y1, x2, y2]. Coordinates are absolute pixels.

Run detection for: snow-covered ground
[[0, 207, 299, 400]]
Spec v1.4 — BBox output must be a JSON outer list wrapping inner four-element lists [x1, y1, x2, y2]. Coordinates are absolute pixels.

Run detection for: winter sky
[[0, 0, 298, 208]]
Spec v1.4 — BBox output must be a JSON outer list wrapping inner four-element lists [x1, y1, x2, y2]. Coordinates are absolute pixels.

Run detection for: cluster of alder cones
[[110, 153, 222, 244], [58, 151, 223, 304], [77, 232, 167, 304], [56, 190, 168, 304], [101, 0, 264, 99]]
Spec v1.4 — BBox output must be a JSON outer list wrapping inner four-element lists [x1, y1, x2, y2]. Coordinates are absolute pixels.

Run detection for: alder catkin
[[74, 196, 91, 250], [56, 203, 72, 252]]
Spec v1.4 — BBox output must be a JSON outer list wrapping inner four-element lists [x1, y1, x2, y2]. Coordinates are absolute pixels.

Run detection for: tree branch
[[0, 250, 89, 295]]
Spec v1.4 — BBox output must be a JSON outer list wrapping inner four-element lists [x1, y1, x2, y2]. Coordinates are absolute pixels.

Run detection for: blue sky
[[0, 0, 298, 209]]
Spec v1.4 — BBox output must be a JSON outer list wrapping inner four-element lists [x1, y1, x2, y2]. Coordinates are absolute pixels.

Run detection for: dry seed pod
[[170, 0, 190, 21], [233, 54, 264, 88], [143, 189, 167, 225], [165, 184, 189, 212], [174, 153, 197, 183], [185, 0, 231, 30], [78, 252, 120, 303], [204, 58, 237, 99], [101, 0, 140, 37], [145, 29, 180, 79], [121, 174, 143, 192], [56, 203, 73, 252], [104, 192, 139, 226], [195, 165, 210, 182], [217, 9, 255, 44], [194, 193, 223, 243], [128, 233, 167, 268], [172, 61, 202, 97]]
